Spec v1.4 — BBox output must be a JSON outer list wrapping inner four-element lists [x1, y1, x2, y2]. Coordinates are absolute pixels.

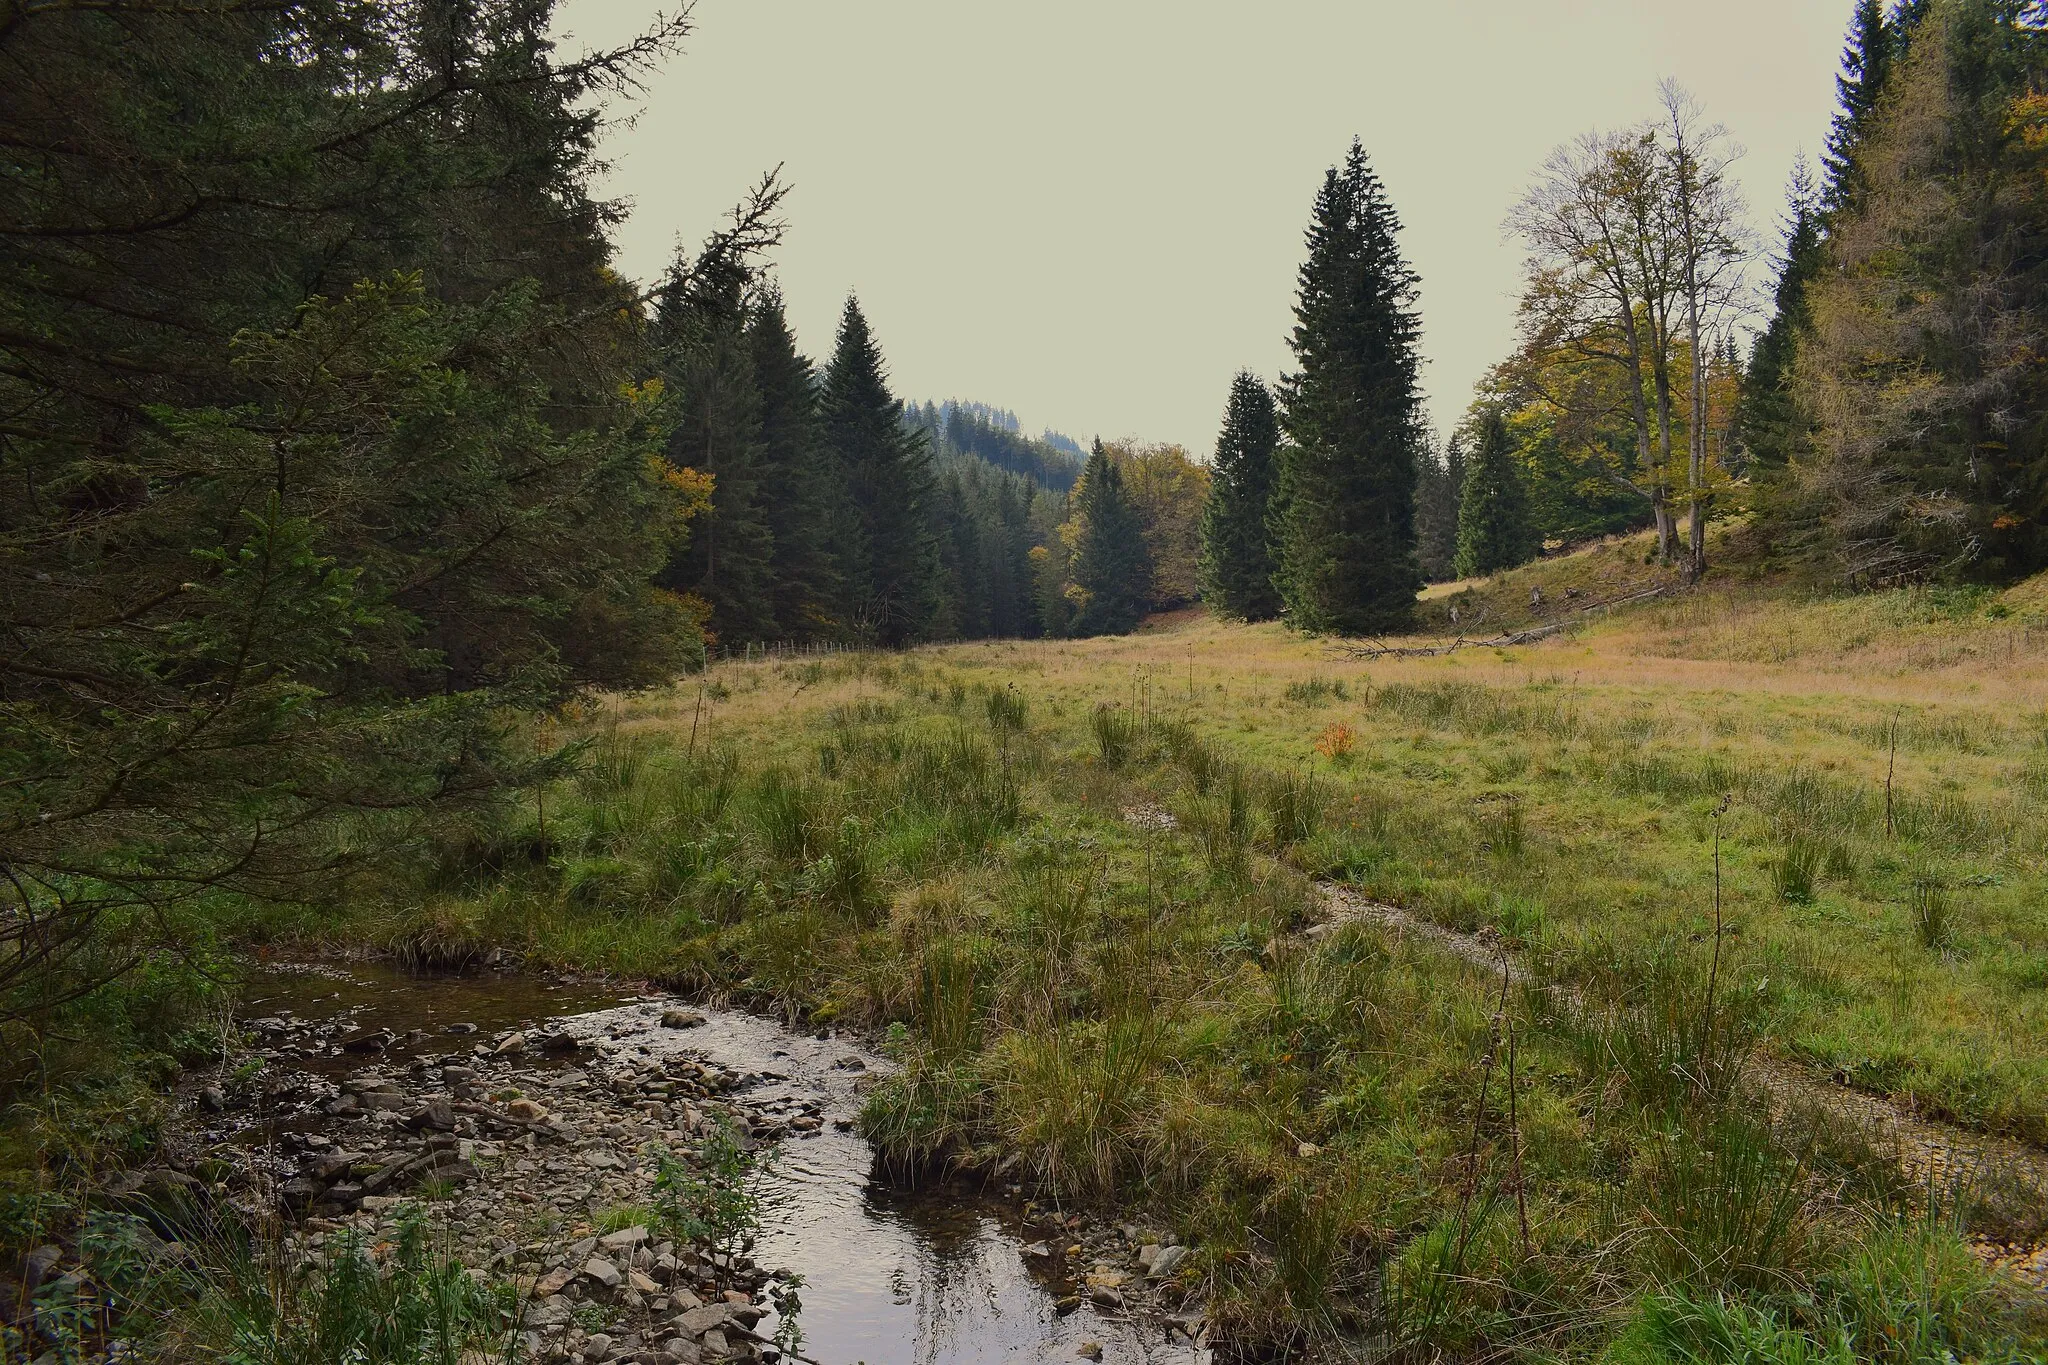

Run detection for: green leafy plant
[[652, 1118, 776, 1259]]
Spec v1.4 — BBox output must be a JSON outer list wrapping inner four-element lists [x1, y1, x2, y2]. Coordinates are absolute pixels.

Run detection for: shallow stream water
[[235, 964, 1203, 1365]]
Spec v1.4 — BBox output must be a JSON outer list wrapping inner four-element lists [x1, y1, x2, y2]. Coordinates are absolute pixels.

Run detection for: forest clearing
[[11, 0, 2048, 1360], [300, 561, 2048, 1359]]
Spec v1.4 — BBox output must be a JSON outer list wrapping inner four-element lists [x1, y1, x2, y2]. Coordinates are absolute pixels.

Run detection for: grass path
[[1310, 879, 2048, 1294]]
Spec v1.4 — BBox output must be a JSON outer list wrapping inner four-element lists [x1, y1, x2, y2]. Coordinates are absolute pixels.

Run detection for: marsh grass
[[1909, 877, 1953, 953], [1092, 703, 1139, 769], [268, 583, 2048, 1359], [1772, 837, 1823, 904], [1262, 766, 1326, 849]]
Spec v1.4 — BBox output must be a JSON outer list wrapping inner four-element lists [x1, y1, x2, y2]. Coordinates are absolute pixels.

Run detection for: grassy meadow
[[308, 565, 2048, 1359]]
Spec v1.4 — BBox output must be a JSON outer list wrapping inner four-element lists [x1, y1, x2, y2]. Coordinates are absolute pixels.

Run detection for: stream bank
[[149, 963, 1209, 1365]]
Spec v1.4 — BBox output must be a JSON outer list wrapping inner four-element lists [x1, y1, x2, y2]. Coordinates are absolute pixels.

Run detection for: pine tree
[[1198, 372, 1284, 620], [1414, 432, 1466, 582], [821, 297, 941, 647], [747, 290, 843, 639], [1274, 139, 1425, 635], [1455, 411, 1540, 578], [1069, 442, 1154, 636]]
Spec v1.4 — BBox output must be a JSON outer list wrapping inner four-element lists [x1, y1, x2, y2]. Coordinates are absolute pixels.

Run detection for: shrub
[[1314, 723, 1356, 762], [652, 1118, 775, 1259]]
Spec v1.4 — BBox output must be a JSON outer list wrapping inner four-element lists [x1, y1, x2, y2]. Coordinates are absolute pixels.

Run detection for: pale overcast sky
[[559, 1, 1852, 455]]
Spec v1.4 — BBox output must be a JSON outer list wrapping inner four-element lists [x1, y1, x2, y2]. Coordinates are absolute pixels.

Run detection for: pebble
[[151, 991, 1209, 1362]]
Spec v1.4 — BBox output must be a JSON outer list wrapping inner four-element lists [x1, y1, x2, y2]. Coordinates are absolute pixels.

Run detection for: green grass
[[19, 569, 2048, 1360], [310, 607, 2048, 1358]]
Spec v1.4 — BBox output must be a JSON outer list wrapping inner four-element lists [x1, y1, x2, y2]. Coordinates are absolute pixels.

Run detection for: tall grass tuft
[[1475, 794, 1526, 858], [1092, 703, 1140, 769], [182, 1208, 508, 1365], [1569, 941, 1761, 1117], [984, 683, 1027, 734], [916, 937, 982, 1063], [1909, 877, 1952, 952], [1771, 837, 1822, 904], [750, 769, 819, 863], [813, 816, 880, 920], [1283, 676, 1349, 704], [1263, 767, 1326, 849], [1189, 766, 1254, 877]]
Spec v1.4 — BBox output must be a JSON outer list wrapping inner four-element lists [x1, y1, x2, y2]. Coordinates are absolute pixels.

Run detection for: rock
[[506, 1098, 548, 1122], [342, 1030, 394, 1054], [359, 1195, 403, 1212], [306, 1151, 364, 1181], [677, 1303, 729, 1334], [534, 1268, 577, 1298], [698, 1329, 727, 1355], [600, 1226, 649, 1250], [627, 1270, 659, 1295], [1020, 1242, 1051, 1258], [661, 1339, 702, 1364], [659, 1010, 705, 1030], [584, 1333, 613, 1361], [567, 1236, 600, 1261], [538, 1032, 582, 1054], [324, 1095, 360, 1116], [22, 1245, 61, 1291], [408, 1099, 456, 1132], [1078, 1344, 1103, 1362], [197, 1085, 226, 1113], [1089, 1285, 1123, 1309], [582, 1257, 623, 1289], [444, 1022, 479, 1035], [494, 1032, 527, 1056], [1148, 1244, 1190, 1279]]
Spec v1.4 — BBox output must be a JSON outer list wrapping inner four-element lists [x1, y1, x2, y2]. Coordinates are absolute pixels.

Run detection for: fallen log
[[1330, 586, 1671, 660]]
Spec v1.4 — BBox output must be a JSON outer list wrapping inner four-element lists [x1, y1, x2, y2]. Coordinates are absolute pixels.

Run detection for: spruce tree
[[1069, 442, 1154, 636], [1455, 411, 1540, 578], [821, 297, 941, 647], [1198, 371, 1284, 620], [1835, 0, 1908, 213], [655, 264, 778, 647], [1738, 166, 1824, 474], [747, 290, 843, 639], [1274, 139, 1425, 635], [1414, 432, 1466, 582]]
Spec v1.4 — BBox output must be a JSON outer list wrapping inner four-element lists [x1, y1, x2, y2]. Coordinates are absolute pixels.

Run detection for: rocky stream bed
[[23, 964, 1208, 1365]]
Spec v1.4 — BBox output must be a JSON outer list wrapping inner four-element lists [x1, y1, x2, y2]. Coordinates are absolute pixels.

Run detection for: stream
[[200, 963, 1207, 1365]]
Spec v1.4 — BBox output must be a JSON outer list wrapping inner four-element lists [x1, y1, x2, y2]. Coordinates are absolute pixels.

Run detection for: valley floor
[[338, 569, 2048, 1359]]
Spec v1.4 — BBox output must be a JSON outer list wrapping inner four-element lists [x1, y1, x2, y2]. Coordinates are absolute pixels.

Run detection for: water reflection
[[239, 968, 1200, 1365]]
